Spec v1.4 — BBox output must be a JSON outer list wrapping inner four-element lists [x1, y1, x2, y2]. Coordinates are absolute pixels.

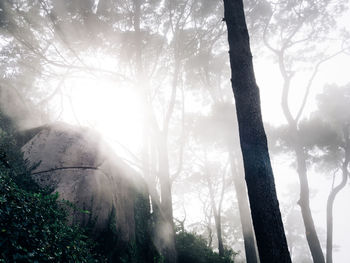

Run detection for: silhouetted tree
[[223, 0, 291, 262]]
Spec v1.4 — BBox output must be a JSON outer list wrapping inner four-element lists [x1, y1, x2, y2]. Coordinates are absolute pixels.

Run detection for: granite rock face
[[21, 123, 149, 242]]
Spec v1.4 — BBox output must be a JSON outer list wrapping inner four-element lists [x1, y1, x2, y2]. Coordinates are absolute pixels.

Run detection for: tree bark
[[229, 151, 259, 263], [223, 1, 291, 262], [326, 126, 349, 263]]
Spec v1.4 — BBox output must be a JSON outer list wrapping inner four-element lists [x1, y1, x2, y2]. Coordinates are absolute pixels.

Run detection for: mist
[[0, 0, 349, 262]]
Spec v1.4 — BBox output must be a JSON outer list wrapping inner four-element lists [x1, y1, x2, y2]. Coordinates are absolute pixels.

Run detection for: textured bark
[[326, 126, 349, 263], [223, 1, 291, 262], [229, 151, 258, 263]]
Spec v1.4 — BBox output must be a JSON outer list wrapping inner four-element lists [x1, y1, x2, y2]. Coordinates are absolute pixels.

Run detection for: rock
[[21, 122, 149, 243]]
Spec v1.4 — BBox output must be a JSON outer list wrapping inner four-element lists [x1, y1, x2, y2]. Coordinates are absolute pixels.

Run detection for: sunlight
[[58, 57, 144, 154], [2, 1, 350, 261]]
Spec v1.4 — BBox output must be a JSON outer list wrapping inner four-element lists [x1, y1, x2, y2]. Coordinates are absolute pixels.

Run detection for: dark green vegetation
[[0, 171, 102, 262], [0, 113, 103, 262], [94, 194, 161, 263], [176, 231, 235, 263]]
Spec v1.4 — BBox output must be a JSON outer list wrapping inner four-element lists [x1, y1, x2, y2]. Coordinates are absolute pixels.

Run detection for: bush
[[0, 112, 104, 262], [0, 171, 103, 262], [175, 231, 235, 263]]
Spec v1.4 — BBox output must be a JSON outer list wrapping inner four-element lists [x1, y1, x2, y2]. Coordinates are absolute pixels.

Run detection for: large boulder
[[21, 123, 150, 243]]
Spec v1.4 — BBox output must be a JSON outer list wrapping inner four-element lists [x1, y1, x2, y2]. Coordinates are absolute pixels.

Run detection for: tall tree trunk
[[278, 47, 325, 262], [133, 1, 176, 262], [223, 1, 291, 262], [326, 161, 348, 263], [294, 140, 325, 263], [326, 126, 349, 263], [229, 151, 259, 263], [214, 214, 224, 257], [206, 168, 224, 257], [133, 0, 178, 262], [157, 132, 177, 263], [154, 49, 181, 263]]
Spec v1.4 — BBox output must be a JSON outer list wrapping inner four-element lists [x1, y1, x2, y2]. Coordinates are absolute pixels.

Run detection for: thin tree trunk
[[205, 158, 224, 257], [155, 49, 181, 263], [278, 46, 325, 263], [229, 151, 259, 263], [223, 1, 291, 262], [326, 162, 348, 263], [157, 132, 177, 263], [150, 53, 180, 263], [200, 194, 214, 248], [326, 126, 349, 263], [211, 197, 224, 256], [294, 141, 325, 263], [208, 225, 213, 248], [133, 0, 177, 261], [214, 214, 224, 257]]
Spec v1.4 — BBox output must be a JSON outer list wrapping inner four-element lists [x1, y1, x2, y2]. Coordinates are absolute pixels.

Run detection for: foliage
[[0, 171, 103, 262], [0, 110, 163, 263], [133, 192, 160, 262], [175, 231, 235, 263], [92, 194, 161, 263], [0, 110, 39, 191], [0, 112, 104, 262]]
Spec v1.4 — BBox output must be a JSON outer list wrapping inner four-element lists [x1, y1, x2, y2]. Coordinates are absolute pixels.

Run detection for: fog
[[0, 0, 349, 262]]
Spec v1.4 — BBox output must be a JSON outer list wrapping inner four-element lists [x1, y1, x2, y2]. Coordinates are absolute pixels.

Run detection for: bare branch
[[295, 48, 348, 122], [31, 166, 101, 176], [263, 12, 279, 55]]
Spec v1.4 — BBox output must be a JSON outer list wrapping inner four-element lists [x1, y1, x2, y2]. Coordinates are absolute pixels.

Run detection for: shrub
[[175, 231, 235, 263], [0, 112, 104, 262]]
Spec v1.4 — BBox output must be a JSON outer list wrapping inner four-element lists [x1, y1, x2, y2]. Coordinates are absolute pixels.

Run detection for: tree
[[202, 154, 229, 257], [193, 103, 259, 263], [223, 0, 291, 262], [260, 1, 349, 261], [212, 103, 259, 263], [182, 15, 260, 256], [298, 85, 350, 263], [281, 184, 313, 262], [180, 116, 231, 258], [320, 86, 350, 263], [229, 154, 258, 263]]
